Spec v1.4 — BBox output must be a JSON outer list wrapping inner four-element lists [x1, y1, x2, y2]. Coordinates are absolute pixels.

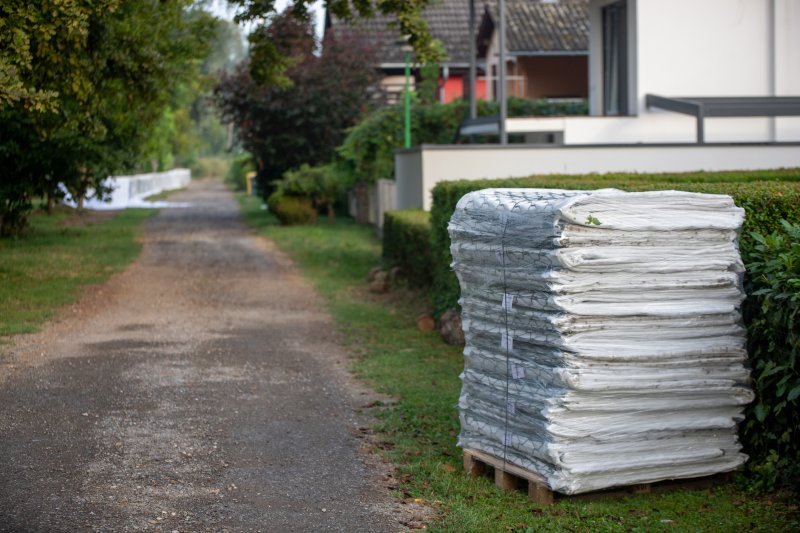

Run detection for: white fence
[[347, 179, 397, 228], [63, 168, 191, 209]]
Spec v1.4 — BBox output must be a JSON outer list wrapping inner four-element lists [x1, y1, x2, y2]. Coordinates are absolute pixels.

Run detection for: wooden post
[[528, 482, 555, 505], [463, 451, 486, 477], [495, 469, 517, 491]]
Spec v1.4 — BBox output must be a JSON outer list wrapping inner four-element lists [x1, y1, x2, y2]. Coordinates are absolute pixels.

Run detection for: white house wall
[[775, 0, 800, 137], [579, 0, 800, 143]]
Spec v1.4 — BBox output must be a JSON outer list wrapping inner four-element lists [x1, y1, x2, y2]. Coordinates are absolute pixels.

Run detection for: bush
[[279, 164, 345, 221], [423, 168, 800, 491], [225, 153, 255, 191], [429, 170, 800, 315], [267, 193, 317, 226], [338, 101, 466, 184], [382, 210, 433, 288], [191, 156, 230, 179], [337, 97, 588, 185], [742, 221, 800, 491]]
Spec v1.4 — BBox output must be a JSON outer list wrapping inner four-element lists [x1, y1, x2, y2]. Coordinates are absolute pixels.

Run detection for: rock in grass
[[439, 309, 465, 346], [416, 314, 436, 332]]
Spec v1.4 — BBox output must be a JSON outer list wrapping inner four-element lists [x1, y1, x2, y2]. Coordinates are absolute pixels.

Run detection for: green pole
[[404, 50, 411, 148]]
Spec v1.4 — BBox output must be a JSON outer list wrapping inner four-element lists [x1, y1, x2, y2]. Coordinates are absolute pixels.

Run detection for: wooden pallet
[[463, 448, 733, 505]]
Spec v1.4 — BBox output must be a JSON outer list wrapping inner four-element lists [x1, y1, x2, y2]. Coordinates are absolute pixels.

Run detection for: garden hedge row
[[429, 169, 800, 316], [741, 221, 800, 491], [382, 210, 433, 287], [421, 168, 800, 490]]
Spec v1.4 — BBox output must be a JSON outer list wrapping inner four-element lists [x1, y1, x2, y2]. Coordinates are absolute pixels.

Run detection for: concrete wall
[[64, 168, 191, 210], [395, 144, 800, 211]]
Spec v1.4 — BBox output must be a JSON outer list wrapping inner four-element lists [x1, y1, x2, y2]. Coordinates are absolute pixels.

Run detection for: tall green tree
[[0, 1, 214, 235]]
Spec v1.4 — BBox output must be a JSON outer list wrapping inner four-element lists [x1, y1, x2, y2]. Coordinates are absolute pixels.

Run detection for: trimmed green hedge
[[382, 210, 433, 287], [430, 169, 800, 315], [424, 168, 800, 490]]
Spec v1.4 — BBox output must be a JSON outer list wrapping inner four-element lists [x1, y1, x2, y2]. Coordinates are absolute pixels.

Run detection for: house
[[324, 0, 487, 104], [505, 0, 800, 144], [395, 0, 800, 211], [477, 0, 589, 101]]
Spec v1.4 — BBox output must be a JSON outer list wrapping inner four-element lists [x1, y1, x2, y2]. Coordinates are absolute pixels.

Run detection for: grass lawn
[[0, 207, 154, 338], [238, 196, 798, 532]]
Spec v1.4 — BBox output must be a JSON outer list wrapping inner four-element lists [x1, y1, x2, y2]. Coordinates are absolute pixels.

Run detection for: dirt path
[[0, 179, 422, 532]]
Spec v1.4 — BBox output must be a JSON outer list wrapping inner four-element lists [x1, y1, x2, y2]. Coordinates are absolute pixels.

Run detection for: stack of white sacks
[[450, 188, 754, 495]]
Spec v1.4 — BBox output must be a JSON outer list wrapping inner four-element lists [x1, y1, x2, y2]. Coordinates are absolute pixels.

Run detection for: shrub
[[338, 101, 466, 184], [429, 170, 800, 315], [742, 221, 800, 491], [192, 156, 230, 179], [382, 210, 433, 288], [226, 153, 255, 191], [423, 168, 800, 490], [279, 164, 345, 222], [337, 97, 588, 185], [267, 193, 317, 226]]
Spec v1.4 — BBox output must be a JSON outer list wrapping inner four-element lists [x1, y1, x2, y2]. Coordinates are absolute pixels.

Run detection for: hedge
[[424, 168, 800, 490], [742, 221, 800, 491], [382, 210, 433, 287], [429, 169, 800, 316]]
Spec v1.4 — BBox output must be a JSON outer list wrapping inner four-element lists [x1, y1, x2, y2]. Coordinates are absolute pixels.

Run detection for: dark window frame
[[602, 0, 629, 116]]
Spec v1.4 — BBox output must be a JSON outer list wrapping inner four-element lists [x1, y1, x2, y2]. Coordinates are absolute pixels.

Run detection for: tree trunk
[[327, 202, 335, 223], [354, 181, 369, 224]]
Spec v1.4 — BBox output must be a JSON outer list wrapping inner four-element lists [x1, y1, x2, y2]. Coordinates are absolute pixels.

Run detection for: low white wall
[[395, 144, 800, 211], [65, 168, 191, 209]]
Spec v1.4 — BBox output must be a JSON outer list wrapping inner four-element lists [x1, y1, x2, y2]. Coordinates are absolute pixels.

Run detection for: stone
[[368, 279, 388, 294], [416, 314, 436, 332], [367, 266, 383, 282], [439, 309, 465, 346], [388, 266, 402, 283]]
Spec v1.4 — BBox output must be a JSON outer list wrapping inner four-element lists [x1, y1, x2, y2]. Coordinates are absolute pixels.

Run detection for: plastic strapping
[[500, 206, 519, 469]]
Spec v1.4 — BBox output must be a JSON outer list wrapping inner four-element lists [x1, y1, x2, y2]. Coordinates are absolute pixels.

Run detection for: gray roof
[[480, 0, 589, 55], [324, 0, 475, 66]]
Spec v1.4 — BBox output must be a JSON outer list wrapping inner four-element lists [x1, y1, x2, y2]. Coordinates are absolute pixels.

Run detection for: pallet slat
[[463, 448, 733, 505]]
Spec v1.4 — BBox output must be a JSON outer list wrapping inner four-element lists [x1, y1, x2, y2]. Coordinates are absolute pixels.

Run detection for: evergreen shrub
[[382, 210, 432, 287], [742, 221, 800, 491], [267, 193, 317, 226], [421, 168, 800, 490], [429, 170, 800, 315]]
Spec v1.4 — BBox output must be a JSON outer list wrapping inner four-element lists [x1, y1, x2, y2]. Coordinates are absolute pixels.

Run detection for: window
[[602, 1, 629, 115]]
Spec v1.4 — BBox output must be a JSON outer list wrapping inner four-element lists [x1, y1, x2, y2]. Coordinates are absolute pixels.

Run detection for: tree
[[214, 10, 378, 197], [227, 0, 443, 87], [0, 1, 215, 235]]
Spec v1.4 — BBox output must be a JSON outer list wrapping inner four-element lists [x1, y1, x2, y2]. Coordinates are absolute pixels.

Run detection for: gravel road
[[0, 179, 423, 532]]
